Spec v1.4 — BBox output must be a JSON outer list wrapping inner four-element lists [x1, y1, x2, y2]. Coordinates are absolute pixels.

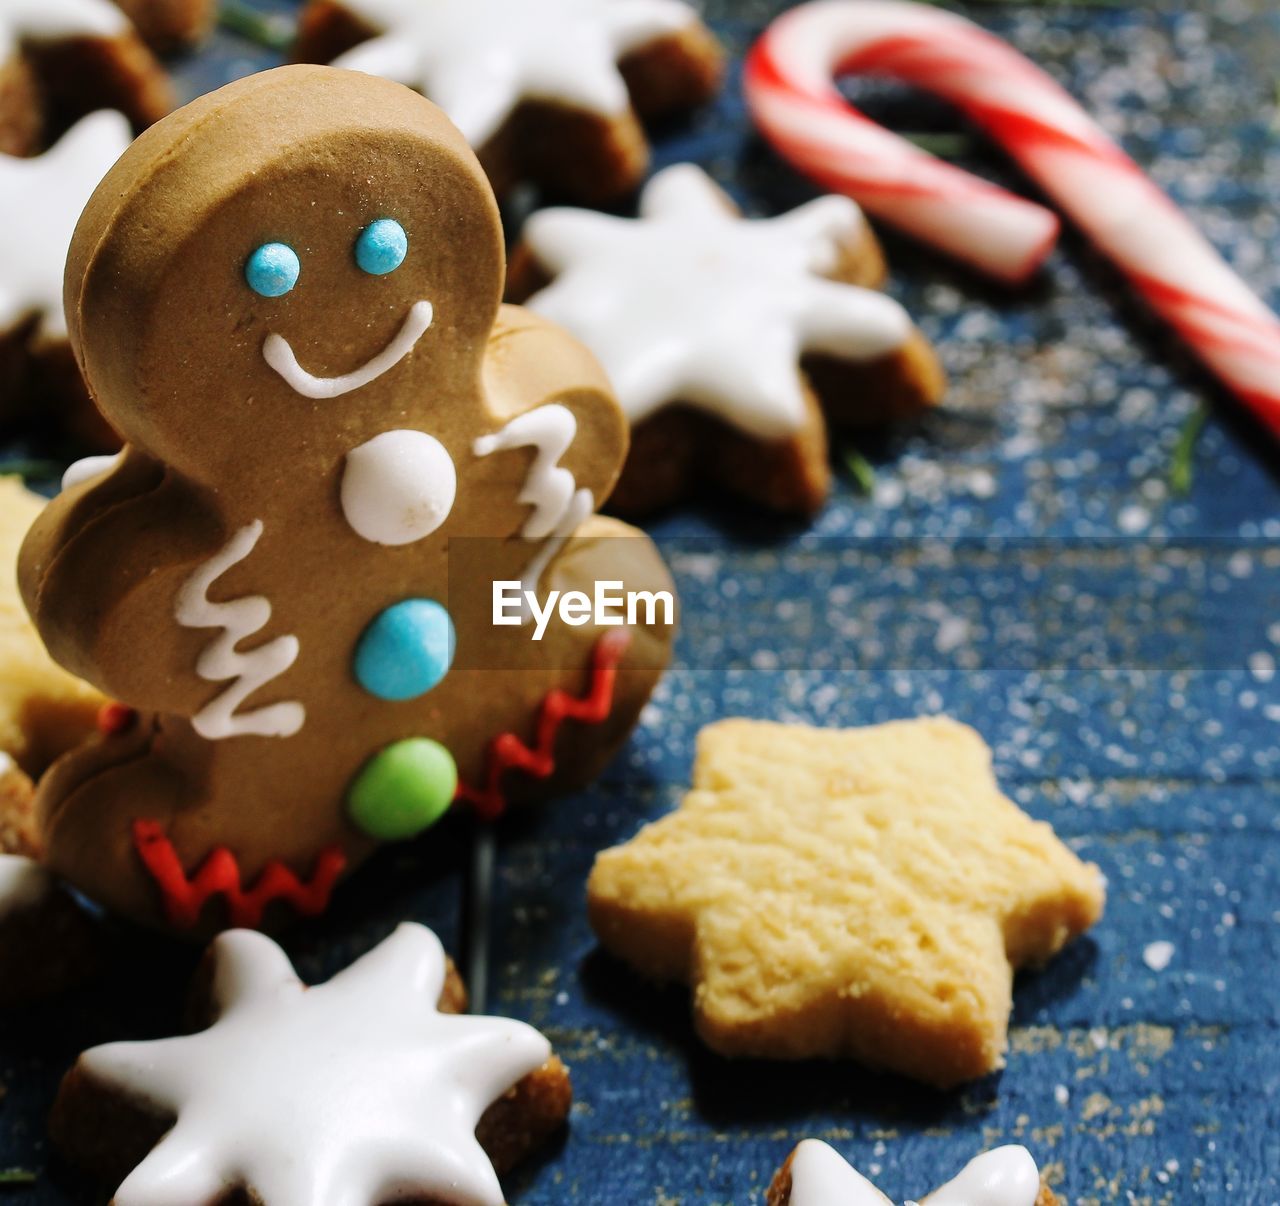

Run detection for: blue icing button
[[245, 242, 300, 297], [354, 598, 455, 701], [355, 218, 408, 276]]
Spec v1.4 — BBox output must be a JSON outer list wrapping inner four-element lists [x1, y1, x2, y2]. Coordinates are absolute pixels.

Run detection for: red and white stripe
[[744, 0, 1280, 435]]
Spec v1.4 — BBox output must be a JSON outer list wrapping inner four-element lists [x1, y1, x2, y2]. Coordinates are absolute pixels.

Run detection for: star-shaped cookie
[[0, 478, 104, 774], [0, 841, 101, 1005], [52, 923, 571, 1205], [588, 717, 1104, 1087], [113, 0, 216, 52], [768, 1141, 1061, 1206], [510, 165, 946, 515], [294, 0, 723, 202], [0, 111, 133, 444], [0, 0, 170, 156]]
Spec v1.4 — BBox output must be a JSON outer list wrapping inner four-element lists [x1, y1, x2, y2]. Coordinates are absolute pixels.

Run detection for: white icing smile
[[262, 299, 433, 399]]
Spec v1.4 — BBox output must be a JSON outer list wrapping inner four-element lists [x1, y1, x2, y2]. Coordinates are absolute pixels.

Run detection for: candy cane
[[744, 0, 1280, 435]]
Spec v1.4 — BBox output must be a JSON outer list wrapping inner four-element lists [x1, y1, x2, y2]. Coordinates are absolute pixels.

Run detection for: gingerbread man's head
[[67, 66, 506, 486]]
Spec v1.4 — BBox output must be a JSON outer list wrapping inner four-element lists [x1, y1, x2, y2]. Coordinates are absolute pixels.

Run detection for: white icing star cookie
[[0, 850, 53, 920], [0, 111, 133, 339], [78, 923, 553, 1206], [331, 0, 699, 147], [522, 163, 916, 440], [0, 0, 128, 61], [782, 1141, 1044, 1206]]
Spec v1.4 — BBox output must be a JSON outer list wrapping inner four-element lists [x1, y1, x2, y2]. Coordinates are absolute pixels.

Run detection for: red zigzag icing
[[132, 819, 347, 929], [456, 628, 631, 822]]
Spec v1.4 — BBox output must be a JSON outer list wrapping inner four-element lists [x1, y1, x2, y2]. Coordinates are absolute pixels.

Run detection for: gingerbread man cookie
[[52, 923, 571, 1203], [19, 65, 675, 933], [294, 0, 724, 203], [509, 165, 946, 515]]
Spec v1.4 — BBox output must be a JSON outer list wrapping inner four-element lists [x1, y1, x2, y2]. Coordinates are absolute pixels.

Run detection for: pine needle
[[1169, 404, 1208, 497], [218, 0, 294, 50], [902, 131, 973, 157], [842, 446, 877, 496]]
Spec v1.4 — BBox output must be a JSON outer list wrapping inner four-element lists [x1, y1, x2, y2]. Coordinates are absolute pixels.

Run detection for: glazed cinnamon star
[[509, 165, 945, 515], [293, 0, 724, 203]]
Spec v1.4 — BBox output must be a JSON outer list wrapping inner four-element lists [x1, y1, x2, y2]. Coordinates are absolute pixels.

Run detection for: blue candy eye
[[245, 242, 300, 297], [355, 219, 407, 276]]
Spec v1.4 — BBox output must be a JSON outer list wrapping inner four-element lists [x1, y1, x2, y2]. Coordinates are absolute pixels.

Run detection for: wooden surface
[[2, 1, 1279, 1202]]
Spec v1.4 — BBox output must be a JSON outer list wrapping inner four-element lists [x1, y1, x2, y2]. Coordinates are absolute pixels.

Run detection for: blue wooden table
[[2, 1, 1279, 1202]]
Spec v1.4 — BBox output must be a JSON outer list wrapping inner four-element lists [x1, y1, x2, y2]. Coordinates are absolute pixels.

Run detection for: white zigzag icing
[[174, 521, 304, 740]]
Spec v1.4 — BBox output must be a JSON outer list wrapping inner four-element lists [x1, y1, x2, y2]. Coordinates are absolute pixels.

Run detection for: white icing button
[[341, 429, 456, 546]]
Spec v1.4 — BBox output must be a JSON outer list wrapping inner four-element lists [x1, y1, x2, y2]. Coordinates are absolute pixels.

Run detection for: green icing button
[[348, 738, 457, 841]]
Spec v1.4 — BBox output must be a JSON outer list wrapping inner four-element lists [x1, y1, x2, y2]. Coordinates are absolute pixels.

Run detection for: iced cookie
[[0, 0, 170, 157], [768, 1141, 1061, 1206], [0, 478, 104, 776], [509, 165, 946, 515], [588, 717, 1104, 1087], [0, 849, 100, 1005], [0, 112, 132, 446], [51, 923, 572, 1203], [293, 0, 724, 203], [19, 65, 676, 934], [114, 0, 215, 51]]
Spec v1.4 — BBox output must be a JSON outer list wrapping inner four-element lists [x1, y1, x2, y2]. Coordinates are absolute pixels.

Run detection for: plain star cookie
[[509, 164, 946, 515], [19, 66, 675, 933], [0, 111, 133, 445], [51, 923, 572, 1204], [768, 1141, 1061, 1206], [0, 0, 169, 156], [294, 0, 724, 203], [0, 478, 103, 776], [587, 716, 1105, 1087]]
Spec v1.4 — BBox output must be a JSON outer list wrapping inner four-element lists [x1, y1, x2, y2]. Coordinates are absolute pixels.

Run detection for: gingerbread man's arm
[[477, 304, 629, 526], [18, 450, 226, 715]]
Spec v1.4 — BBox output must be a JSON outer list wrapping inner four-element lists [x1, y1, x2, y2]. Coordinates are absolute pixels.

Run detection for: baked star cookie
[[0, 751, 39, 855], [0, 112, 133, 445], [509, 164, 946, 515], [0, 478, 104, 776], [769, 1141, 1061, 1206], [19, 66, 676, 933], [588, 717, 1104, 1087], [0, 0, 170, 157], [294, 0, 724, 203], [51, 923, 571, 1204]]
